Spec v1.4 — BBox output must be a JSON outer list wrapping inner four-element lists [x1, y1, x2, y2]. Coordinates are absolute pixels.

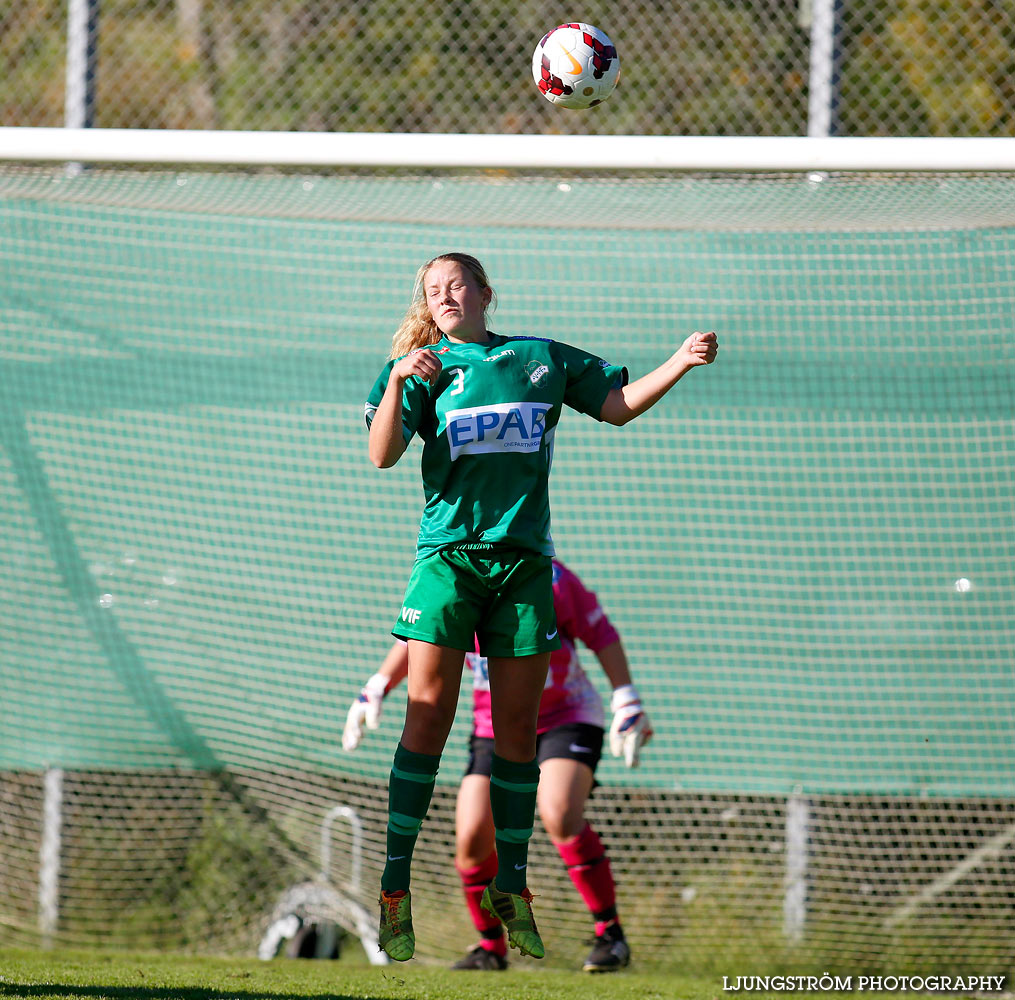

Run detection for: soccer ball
[[532, 22, 619, 110]]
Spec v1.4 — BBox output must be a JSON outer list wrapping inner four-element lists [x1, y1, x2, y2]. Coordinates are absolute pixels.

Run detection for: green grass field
[[0, 948, 730, 1000]]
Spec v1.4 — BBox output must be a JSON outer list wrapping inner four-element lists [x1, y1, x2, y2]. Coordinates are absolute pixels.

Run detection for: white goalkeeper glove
[[609, 684, 654, 768], [342, 673, 389, 751]]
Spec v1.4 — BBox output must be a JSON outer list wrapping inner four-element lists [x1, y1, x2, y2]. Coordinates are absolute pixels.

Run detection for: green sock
[[381, 742, 440, 893], [489, 754, 539, 894]]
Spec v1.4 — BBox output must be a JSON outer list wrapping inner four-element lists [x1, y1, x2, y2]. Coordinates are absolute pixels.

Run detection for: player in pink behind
[[344, 559, 653, 972]]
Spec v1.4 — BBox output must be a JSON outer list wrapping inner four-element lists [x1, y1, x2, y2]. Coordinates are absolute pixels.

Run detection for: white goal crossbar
[[1, 128, 1014, 171]]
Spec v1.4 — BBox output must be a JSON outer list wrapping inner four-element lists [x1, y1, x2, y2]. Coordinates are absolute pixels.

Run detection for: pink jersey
[[468, 560, 619, 739]]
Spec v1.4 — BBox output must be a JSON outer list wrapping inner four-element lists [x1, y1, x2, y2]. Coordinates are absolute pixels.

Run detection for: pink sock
[[556, 823, 620, 933], [456, 853, 505, 953]]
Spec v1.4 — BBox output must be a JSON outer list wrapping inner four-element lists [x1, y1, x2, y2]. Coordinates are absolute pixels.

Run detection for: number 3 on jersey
[[447, 368, 465, 396]]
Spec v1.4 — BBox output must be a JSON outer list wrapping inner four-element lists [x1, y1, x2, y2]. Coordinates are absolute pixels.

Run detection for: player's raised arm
[[598, 330, 718, 426]]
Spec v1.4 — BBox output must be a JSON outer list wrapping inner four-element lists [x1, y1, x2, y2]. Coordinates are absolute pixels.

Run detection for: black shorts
[[464, 722, 604, 777]]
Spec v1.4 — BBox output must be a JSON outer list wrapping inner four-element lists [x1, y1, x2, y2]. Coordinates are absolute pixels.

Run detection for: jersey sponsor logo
[[401, 606, 422, 624], [445, 401, 550, 460], [483, 349, 516, 361]]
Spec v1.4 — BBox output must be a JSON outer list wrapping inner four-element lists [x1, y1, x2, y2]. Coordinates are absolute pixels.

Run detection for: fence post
[[784, 791, 808, 942], [804, 0, 843, 136], [39, 768, 63, 946], [65, 0, 100, 129]]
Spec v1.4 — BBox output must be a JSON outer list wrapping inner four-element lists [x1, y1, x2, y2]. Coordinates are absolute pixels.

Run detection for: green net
[[1, 165, 1013, 968]]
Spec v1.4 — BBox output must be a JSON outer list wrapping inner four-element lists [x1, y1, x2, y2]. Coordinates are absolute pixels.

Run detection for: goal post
[[1, 129, 1013, 971]]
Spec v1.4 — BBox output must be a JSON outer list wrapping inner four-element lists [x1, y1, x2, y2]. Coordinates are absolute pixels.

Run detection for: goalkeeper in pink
[[344, 559, 652, 972]]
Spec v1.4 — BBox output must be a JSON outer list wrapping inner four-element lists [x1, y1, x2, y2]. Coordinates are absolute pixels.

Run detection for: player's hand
[[678, 330, 718, 367], [609, 685, 654, 768], [392, 348, 443, 386], [342, 673, 389, 751]]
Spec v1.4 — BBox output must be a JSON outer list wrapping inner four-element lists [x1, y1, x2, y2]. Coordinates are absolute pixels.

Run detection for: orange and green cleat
[[480, 883, 544, 959], [378, 888, 414, 961]]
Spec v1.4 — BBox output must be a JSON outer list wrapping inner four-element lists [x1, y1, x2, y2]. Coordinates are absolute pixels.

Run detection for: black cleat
[[582, 924, 630, 972], [451, 944, 509, 971]]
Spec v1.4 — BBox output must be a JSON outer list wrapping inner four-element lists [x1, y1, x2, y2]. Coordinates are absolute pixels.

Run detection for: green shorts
[[392, 545, 561, 657]]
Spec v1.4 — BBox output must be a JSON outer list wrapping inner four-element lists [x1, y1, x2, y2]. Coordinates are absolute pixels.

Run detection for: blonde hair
[[389, 252, 496, 359]]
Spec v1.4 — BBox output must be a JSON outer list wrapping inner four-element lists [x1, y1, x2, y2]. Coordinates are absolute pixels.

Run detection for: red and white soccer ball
[[532, 22, 619, 110]]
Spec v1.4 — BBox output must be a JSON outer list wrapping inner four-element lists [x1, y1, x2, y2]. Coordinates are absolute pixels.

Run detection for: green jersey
[[365, 332, 628, 557]]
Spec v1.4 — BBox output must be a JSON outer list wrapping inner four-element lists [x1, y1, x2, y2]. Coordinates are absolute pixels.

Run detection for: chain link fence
[[2, 0, 1013, 136]]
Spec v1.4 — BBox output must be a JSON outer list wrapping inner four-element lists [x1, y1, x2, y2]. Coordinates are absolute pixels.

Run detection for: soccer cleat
[[377, 888, 414, 961], [582, 924, 631, 972], [451, 944, 509, 971], [480, 884, 545, 959]]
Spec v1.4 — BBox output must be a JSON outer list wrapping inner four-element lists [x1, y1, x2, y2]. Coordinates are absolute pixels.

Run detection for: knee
[[455, 827, 494, 870], [402, 699, 455, 754], [539, 798, 585, 843], [492, 723, 538, 763]]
